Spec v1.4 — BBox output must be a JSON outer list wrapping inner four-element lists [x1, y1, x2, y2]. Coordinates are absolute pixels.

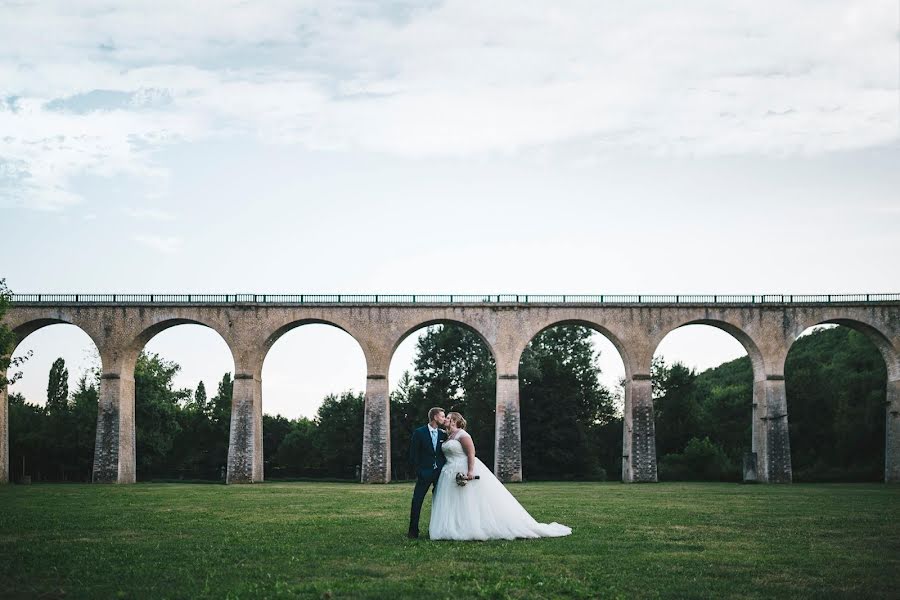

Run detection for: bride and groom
[[407, 407, 572, 541]]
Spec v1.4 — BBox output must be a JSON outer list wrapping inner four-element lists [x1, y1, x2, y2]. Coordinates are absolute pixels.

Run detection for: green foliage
[[520, 325, 618, 480], [658, 436, 735, 481], [418, 325, 496, 459], [652, 326, 887, 482], [0, 278, 30, 388], [193, 380, 207, 411], [786, 327, 886, 481], [134, 353, 189, 479], [46, 357, 69, 414], [7, 371, 99, 482], [6, 322, 890, 483], [315, 391, 365, 478], [390, 324, 497, 478]]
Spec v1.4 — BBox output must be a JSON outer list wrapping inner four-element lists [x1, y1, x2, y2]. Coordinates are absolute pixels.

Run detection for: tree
[[68, 373, 100, 480], [193, 381, 207, 413], [196, 373, 232, 479], [134, 352, 189, 479], [519, 325, 617, 480], [785, 327, 886, 481], [390, 370, 422, 480], [315, 391, 364, 479], [273, 418, 322, 477], [46, 357, 69, 414], [408, 324, 497, 470], [0, 278, 30, 389], [263, 414, 294, 475], [652, 357, 703, 458]]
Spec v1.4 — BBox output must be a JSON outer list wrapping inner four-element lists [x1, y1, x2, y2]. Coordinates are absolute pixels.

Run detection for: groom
[[407, 407, 448, 539]]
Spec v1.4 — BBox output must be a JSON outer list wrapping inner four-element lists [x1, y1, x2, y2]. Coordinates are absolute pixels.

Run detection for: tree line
[[3, 316, 888, 483]]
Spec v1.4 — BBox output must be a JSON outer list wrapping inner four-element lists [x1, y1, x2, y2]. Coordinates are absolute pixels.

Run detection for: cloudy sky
[[3, 1, 898, 418]]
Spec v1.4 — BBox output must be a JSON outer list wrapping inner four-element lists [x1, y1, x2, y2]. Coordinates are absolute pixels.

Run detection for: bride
[[429, 412, 572, 541]]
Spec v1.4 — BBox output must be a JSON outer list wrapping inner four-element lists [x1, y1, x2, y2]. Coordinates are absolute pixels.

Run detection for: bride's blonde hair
[[447, 412, 467, 430]]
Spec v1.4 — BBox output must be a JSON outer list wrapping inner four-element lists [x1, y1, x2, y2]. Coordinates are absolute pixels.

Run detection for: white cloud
[[1, 1, 896, 210], [124, 207, 176, 221], [133, 234, 182, 254]]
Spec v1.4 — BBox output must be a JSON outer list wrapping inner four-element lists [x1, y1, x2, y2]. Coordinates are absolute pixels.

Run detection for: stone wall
[[2, 300, 898, 484]]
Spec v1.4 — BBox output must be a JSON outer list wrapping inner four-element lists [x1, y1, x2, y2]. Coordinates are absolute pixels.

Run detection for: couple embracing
[[408, 407, 572, 541]]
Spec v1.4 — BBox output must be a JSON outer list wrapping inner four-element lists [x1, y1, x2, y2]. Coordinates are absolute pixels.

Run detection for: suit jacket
[[408, 425, 447, 479]]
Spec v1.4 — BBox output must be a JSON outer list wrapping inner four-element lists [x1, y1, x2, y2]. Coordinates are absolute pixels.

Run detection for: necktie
[[431, 428, 437, 451]]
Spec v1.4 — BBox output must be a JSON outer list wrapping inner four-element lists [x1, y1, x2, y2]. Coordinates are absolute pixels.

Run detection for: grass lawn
[[1, 481, 898, 599]]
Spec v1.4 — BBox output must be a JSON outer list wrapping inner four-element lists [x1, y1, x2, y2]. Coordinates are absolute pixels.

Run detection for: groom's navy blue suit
[[408, 424, 447, 537]]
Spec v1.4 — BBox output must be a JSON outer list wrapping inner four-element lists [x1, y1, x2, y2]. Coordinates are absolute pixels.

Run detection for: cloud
[[1, 1, 897, 210], [45, 88, 173, 114], [124, 207, 176, 221], [133, 234, 182, 254]]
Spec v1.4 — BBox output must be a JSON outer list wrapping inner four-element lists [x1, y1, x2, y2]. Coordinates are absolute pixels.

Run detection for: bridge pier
[[92, 372, 136, 483], [760, 376, 792, 483], [622, 376, 657, 482], [361, 374, 390, 483], [0, 370, 7, 483], [226, 374, 263, 483], [886, 379, 900, 483], [2, 296, 898, 487], [494, 374, 523, 482]]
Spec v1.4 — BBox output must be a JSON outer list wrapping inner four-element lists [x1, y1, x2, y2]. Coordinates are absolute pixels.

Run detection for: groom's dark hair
[[428, 407, 445, 422]]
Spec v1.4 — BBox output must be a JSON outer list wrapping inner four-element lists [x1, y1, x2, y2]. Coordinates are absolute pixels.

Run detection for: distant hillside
[[655, 326, 887, 482]]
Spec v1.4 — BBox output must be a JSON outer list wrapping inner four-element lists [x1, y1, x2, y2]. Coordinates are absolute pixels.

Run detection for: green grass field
[[1, 481, 898, 599]]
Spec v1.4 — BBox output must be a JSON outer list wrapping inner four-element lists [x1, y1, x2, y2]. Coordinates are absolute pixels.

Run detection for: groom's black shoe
[[407, 530, 419, 539]]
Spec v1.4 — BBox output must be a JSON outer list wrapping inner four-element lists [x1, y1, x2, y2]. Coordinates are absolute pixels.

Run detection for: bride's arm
[[459, 434, 476, 479]]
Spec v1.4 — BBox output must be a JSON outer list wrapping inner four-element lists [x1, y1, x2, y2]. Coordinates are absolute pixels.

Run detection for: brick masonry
[[2, 301, 898, 484]]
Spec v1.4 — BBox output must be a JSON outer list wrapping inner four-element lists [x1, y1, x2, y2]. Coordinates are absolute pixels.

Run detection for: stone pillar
[[621, 376, 632, 482], [92, 372, 136, 483], [622, 375, 657, 482], [885, 379, 900, 483], [226, 374, 263, 483], [361, 374, 390, 483], [760, 376, 792, 483], [494, 374, 522, 482], [0, 370, 8, 484], [751, 378, 768, 482]]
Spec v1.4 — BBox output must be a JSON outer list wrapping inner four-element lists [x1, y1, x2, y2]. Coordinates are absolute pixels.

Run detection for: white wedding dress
[[429, 431, 572, 541]]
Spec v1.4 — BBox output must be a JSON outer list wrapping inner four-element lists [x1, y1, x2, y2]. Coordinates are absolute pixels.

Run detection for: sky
[[3, 1, 898, 418]]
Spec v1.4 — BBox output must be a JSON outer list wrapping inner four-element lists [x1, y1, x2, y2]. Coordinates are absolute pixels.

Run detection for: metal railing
[[6, 293, 900, 305]]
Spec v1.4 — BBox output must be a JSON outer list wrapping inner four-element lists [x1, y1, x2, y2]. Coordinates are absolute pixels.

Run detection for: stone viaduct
[[1, 294, 898, 485]]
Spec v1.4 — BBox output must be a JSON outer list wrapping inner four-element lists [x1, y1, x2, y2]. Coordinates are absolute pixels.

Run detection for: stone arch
[[786, 317, 898, 381], [650, 318, 766, 382], [1, 317, 105, 484], [512, 319, 632, 380], [9, 317, 105, 364], [122, 318, 237, 379], [784, 316, 899, 483], [647, 318, 771, 483], [388, 318, 498, 374], [261, 318, 371, 379], [511, 319, 628, 482], [382, 316, 499, 481]]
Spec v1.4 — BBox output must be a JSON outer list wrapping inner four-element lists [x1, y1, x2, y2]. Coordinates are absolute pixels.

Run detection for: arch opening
[[7, 322, 101, 482], [388, 321, 497, 481], [517, 321, 627, 482], [261, 322, 367, 480], [651, 323, 755, 482], [785, 323, 890, 482], [134, 323, 236, 481]]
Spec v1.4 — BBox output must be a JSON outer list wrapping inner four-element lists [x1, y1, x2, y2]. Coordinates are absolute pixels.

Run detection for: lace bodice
[[442, 431, 470, 460]]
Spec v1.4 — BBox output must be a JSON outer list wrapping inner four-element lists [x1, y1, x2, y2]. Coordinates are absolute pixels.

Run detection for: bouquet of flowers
[[455, 472, 480, 486]]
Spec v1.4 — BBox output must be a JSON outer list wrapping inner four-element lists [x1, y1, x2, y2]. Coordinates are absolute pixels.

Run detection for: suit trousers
[[408, 467, 441, 535]]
